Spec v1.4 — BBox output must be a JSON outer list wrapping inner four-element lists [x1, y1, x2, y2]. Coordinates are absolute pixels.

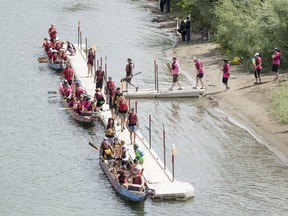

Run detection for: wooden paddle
[[89, 142, 99, 151], [59, 107, 73, 110], [48, 91, 57, 94], [166, 63, 172, 73]]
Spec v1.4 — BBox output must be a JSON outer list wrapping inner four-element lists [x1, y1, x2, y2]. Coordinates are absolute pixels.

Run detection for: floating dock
[[68, 45, 195, 200], [124, 87, 204, 99]]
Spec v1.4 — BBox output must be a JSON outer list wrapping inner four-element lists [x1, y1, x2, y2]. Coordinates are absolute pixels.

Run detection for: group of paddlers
[[41, 24, 76, 64]]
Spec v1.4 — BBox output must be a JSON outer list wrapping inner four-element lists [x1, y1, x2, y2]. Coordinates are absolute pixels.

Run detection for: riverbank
[[144, 0, 288, 165]]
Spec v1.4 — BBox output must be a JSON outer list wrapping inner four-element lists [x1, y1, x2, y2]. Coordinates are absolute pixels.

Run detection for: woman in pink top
[[254, 53, 262, 84], [272, 48, 281, 80], [221, 59, 230, 92], [168, 57, 182, 91], [192, 57, 204, 89]]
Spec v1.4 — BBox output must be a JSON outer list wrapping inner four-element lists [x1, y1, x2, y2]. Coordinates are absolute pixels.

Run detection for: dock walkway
[[68, 46, 195, 200]]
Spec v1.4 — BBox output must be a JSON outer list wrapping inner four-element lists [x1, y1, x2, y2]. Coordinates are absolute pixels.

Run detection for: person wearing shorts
[[192, 57, 204, 89], [126, 108, 139, 144], [222, 59, 230, 91], [117, 96, 128, 132], [168, 57, 182, 91], [272, 48, 281, 80]]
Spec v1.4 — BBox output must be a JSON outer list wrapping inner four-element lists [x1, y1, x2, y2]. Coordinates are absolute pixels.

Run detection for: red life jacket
[[118, 170, 126, 184], [125, 63, 133, 76], [95, 92, 104, 100], [107, 81, 115, 91], [128, 113, 137, 126], [132, 174, 142, 185], [118, 100, 128, 111], [96, 69, 104, 80]]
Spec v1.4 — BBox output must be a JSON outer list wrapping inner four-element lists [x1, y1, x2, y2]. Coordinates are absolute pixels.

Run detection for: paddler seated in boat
[[134, 143, 145, 165], [117, 166, 128, 189], [87, 101, 98, 113], [47, 48, 53, 59], [68, 96, 76, 107], [63, 83, 72, 100], [130, 159, 142, 173], [101, 140, 115, 163], [59, 79, 68, 97], [50, 49, 58, 63], [74, 95, 84, 115], [55, 41, 64, 52], [121, 145, 129, 167], [105, 118, 116, 144], [58, 49, 68, 62], [94, 88, 105, 111], [75, 82, 87, 100], [130, 167, 145, 191]]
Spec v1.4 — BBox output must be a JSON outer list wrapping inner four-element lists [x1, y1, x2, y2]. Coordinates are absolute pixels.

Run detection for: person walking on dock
[[105, 76, 116, 117], [192, 57, 204, 89], [126, 108, 139, 145], [87, 48, 95, 77], [221, 59, 230, 92], [168, 57, 182, 91], [94, 65, 105, 90], [121, 58, 138, 92], [117, 96, 129, 132]]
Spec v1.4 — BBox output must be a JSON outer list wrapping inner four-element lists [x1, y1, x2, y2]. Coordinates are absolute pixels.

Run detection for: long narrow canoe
[[48, 61, 66, 71], [60, 96, 96, 125], [99, 157, 153, 202]]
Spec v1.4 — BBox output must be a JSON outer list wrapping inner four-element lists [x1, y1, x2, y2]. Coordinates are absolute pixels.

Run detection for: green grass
[[271, 85, 288, 123]]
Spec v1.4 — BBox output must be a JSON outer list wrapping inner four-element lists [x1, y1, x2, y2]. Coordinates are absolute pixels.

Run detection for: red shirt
[[62, 67, 74, 81], [96, 69, 104, 80], [48, 27, 57, 39]]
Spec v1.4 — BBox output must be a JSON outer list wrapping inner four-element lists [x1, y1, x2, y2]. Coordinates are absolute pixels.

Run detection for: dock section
[[68, 46, 195, 200], [124, 88, 204, 99]]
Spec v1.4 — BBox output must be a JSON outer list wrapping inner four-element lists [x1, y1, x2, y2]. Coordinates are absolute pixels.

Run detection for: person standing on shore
[[178, 20, 187, 42], [94, 65, 105, 90], [168, 57, 182, 91], [253, 53, 262, 84], [192, 57, 204, 89], [271, 48, 281, 81], [221, 59, 230, 92], [185, 16, 191, 41], [87, 48, 95, 77]]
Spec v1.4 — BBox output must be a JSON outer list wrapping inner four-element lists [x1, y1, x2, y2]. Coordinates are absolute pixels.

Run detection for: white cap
[[254, 53, 259, 57], [192, 57, 197, 61]]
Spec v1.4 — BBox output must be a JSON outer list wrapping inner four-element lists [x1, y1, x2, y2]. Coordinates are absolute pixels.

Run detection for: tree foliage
[[172, 0, 288, 69]]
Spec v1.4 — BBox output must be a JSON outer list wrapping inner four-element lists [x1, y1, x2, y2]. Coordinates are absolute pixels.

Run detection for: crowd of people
[[42, 24, 76, 64], [168, 47, 281, 92]]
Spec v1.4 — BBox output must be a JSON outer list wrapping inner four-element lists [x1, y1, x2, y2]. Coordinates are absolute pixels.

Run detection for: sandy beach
[[146, 0, 288, 165]]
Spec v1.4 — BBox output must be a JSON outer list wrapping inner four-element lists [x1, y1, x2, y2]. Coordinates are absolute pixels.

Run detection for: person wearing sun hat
[[253, 53, 262, 84]]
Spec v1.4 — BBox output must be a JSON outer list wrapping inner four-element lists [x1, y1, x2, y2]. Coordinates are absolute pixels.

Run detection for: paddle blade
[[48, 91, 57, 94], [89, 142, 99, 151], [38, 59, 49, 63]]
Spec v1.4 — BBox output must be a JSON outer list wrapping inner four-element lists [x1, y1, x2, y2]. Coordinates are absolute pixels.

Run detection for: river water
[[1, 0, 288, 215]]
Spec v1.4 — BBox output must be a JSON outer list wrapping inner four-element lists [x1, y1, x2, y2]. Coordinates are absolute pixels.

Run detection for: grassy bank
[[271, 85, 288, 123]]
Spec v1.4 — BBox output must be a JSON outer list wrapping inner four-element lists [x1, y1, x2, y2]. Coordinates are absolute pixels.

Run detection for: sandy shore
[[145, 0, 288, 165]]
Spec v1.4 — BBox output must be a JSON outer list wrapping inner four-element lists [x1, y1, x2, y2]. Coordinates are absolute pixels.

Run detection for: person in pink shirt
[[254, 53, 262, 84], [168, 57, 182, 91], [75, 82, 87, 99], [63, 83, 72, 99], [192, 57, 204, 89], [272, 48, 281, 80], [221, 59, 230, 92]]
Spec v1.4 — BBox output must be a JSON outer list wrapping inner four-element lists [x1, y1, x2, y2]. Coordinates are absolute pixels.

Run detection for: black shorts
[[172, 74, 178, 82], [68, 80, 72, 86], [197, 73, 203, 78], [96, 79, 104, 89], [222, 77, 228, 84], [109, 97, 113, 109], [272, 64, 279, 73]]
